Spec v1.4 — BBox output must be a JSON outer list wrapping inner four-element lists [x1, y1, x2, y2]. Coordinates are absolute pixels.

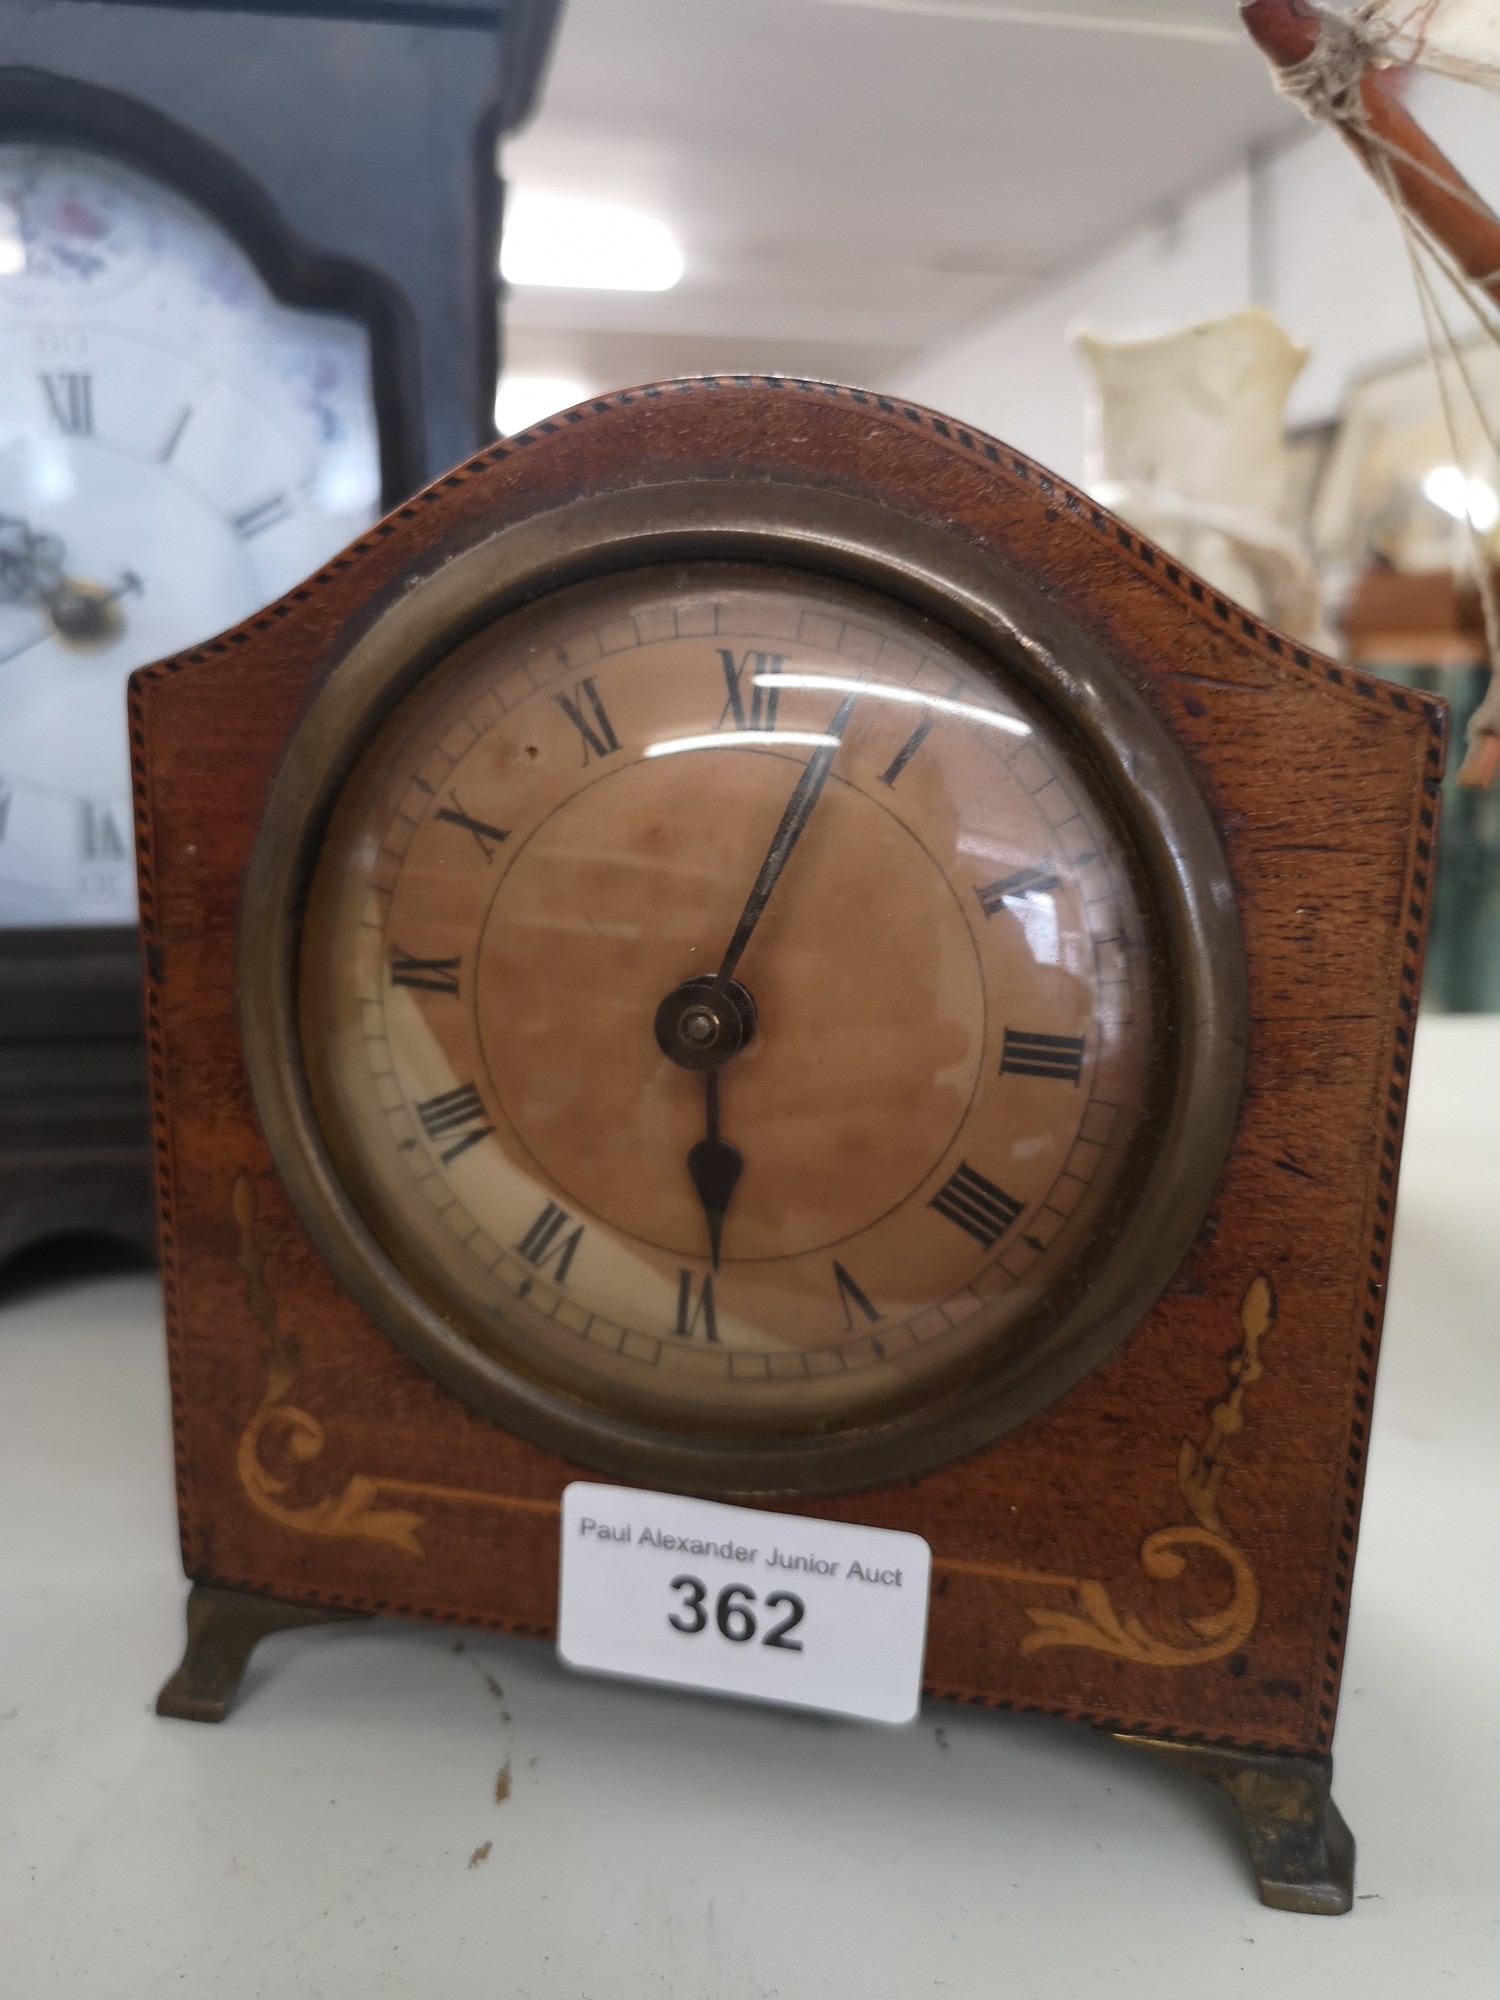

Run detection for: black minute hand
[[711, 690, 859, 991]]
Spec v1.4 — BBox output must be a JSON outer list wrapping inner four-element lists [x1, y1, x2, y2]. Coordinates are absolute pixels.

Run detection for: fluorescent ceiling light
[[494, 374, 590, 436], [1423, 463, 1500, 532], [807, 0, 1239, 43], [501, 193, 684, 292], [0, 200, 24, 276]]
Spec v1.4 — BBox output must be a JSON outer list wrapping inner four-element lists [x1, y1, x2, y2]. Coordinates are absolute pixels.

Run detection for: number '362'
[[669, 1575, 805, 1651]]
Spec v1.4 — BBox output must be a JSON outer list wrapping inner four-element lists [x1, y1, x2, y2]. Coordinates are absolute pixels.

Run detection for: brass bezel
[[240, 475, 1247, 1494]]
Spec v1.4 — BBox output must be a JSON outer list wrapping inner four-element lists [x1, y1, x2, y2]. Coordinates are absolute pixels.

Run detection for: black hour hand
[[687, 1071, 742, 1271]]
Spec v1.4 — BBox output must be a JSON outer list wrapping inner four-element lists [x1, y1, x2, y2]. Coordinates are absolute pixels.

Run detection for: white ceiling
[[500, 0, 1305, 400]]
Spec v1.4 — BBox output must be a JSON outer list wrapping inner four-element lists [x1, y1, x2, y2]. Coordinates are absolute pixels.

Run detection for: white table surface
[[3, 1015, 1497, 1998]]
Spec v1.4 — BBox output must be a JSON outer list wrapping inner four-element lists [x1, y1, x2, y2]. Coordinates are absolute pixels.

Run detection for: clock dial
[[0, 144, 381, 926], [302, 567, 1161, 1438]]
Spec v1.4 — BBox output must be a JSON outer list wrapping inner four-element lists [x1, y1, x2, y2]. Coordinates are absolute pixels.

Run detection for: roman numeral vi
[[41, 371, 93, 436]]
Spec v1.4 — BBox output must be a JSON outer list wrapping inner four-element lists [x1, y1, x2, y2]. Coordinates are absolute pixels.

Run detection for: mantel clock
[[132, 379, 1443, 1915], [0, 0, 561, 1266]]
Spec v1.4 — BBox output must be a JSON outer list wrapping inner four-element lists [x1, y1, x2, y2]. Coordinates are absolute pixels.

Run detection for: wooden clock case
[[0, 0, 562, 1270], [132, 380, 1445, 1915]]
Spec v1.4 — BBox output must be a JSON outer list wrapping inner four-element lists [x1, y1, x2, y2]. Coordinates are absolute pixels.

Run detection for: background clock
[[0, 0, 562, 1268], [0, 140, 382, 926]]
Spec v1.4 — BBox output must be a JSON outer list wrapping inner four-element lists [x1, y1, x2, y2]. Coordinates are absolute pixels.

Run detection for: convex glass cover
[[300, 566, 1162, 1445]]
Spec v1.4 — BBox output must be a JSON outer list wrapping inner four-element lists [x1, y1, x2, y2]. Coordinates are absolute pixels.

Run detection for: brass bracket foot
[[156, 1582, 372, 1723], [1109, 1732, 1355, 1914]]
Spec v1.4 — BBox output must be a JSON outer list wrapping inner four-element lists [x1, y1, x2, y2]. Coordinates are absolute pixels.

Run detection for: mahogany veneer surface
[[131, 380, 1444, 1757]]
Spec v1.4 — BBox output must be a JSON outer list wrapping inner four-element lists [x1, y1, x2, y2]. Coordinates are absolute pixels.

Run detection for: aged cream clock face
[[301, 566, 1161, 1438], [0, 143, 381, 926]]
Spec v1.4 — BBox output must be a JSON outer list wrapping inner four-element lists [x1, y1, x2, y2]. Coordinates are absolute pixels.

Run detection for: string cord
[[1268, 0, 1500, 781]]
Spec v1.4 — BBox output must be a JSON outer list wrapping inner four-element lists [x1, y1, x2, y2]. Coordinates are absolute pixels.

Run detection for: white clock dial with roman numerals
[[0, 143, 381, 925]]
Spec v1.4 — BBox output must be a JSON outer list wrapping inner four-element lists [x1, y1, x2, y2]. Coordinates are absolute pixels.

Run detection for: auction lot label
[[557, 1483, 932, 1724]]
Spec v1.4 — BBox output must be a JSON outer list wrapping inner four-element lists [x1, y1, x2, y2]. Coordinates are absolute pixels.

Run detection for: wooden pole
[[1241, 0, 1500, 312], [1242, 0, 1500, 785]]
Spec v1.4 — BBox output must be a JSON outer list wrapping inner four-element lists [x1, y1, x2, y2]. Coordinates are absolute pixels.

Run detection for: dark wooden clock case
[[132, 380, 1445, 1915], [0, 0, 561, 1269]]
